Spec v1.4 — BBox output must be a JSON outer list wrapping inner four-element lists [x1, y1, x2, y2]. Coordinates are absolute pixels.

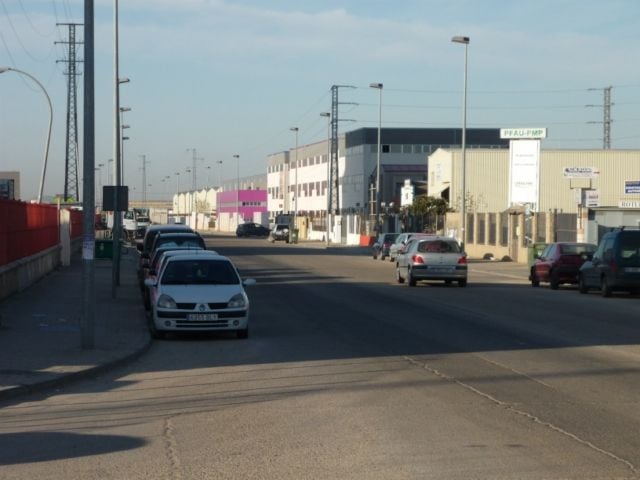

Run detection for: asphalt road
[[1, 235, 640, 479]]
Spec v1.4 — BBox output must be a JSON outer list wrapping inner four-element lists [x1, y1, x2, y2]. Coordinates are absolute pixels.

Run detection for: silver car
[[396, 236, 468, 287], [388, 233, 433, 262]]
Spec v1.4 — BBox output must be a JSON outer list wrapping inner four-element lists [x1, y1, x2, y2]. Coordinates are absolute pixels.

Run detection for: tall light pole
[[112, 0, 123, 294], [290, 127, 299, 226], [452, 35, 470, 249], [216, 160, 223, 187], [369, 83, 383, 232], [320, 112, 331, 244], [119, 105, 130, 185], [233, 154, 240, 224], [0, 66, 53, 203]]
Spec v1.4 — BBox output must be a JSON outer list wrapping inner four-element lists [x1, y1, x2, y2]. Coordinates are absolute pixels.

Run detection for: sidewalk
[[0, 247, 151, 402]]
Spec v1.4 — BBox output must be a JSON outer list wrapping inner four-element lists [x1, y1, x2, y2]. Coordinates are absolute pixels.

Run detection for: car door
[[585, 237, 610, 286], [397, 239, 415, 278]]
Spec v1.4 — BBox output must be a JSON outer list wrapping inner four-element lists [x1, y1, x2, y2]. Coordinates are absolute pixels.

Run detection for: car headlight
[[158, 294, 177, 309], [228, 293, 247, 308]]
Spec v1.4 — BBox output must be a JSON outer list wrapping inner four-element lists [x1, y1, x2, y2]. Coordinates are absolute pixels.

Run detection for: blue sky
[[1, 0, 639, 201]]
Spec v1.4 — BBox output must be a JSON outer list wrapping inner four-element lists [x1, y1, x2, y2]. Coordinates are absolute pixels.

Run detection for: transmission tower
[[329, 85, 357, 215], [587, 85, 613, 149], [56, 23, 84, 201]]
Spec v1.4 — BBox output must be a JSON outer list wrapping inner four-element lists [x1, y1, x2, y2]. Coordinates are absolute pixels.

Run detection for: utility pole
[[56, 23, 83, 202], [139, 154, 150, 203], [587, 85, 613, 149], [81, 0, 95, 349], [329, 85, 357, 216]]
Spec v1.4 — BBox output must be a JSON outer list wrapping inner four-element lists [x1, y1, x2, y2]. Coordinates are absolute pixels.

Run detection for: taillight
[[412, 255, 424, 264], [457, 255, 467, 265]]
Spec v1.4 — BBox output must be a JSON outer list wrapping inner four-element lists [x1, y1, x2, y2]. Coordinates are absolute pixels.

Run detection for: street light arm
[[0, 66, 53, 203]]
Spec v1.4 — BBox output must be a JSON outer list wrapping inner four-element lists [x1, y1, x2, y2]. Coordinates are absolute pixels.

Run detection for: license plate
[[187, 313, 218, 321], [428, 266, 454, 273], [625, 267, 640, 273]]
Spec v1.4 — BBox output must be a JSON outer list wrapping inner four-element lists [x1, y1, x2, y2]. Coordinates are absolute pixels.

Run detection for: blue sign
[[624, 181, 640, 194]]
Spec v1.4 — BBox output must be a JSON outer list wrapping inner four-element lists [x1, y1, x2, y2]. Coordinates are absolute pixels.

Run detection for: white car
[[145, 251, 255, 339]]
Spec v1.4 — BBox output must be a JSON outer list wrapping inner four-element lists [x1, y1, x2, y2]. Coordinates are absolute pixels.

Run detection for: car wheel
[[600, 276, 612, 297], [380, 254, 386, 261], [396, 266, 405, 284], [578, 274, 589, 294], [530, 269, 540, 287], [458, 279, 467, 287], [407, 269, 416, 287], [549, 271, 559, 290], [236, 327, 249, 339], [373, 253, 377, 259]]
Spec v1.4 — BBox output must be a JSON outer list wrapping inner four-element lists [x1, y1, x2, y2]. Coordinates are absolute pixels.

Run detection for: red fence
[[0, 199, 83, 267]]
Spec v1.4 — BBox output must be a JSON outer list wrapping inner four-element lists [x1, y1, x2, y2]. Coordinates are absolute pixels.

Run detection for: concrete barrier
[[0, 245, 62, 302]]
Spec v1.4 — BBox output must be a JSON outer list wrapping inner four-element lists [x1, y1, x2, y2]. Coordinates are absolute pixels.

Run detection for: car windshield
[[161, 259, 240, 285], [418, 240, 461, 253]]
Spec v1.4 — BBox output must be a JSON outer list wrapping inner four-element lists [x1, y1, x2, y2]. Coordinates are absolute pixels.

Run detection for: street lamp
[[369, 82, 383, 232], [0, 66, 53, 203], [233, 154, 240, 224], [290, 127, 299, 226], [452, 35, 470, 249], [320, 112, 331, 244], [216, 160, 223, 188]]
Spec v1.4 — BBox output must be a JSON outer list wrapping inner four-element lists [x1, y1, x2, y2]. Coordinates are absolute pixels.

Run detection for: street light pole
[[290, 127, 299, 227], [0, 66, 53, 203], [369, 83, 383, 232], [233, 154, 240, 225], [216, 160, 223, 188], [452, 35, 470, 249], [320, 112, 331, 244]]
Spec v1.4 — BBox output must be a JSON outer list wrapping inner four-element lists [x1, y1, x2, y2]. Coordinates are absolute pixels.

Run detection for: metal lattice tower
[[587, 85, 613, 150], [56, 23, 83, 201], [330, 86, 339, 214]]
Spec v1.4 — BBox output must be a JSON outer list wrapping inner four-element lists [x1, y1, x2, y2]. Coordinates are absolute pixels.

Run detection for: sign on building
[[500, 127, 547, 139], [624, 180, 640, 194], [564, 167, 600, 178], [582, 189, 600, 207], [401, 179, 414, 207], [508, 139, 540, 209]]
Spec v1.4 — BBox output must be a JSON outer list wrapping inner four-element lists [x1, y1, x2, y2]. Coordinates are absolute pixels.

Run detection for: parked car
[[578, 228, 640, 297], [388, 233, 433, 262], [396, 236, 467, 287], [140, 232, 207, 289], [372, 233, 399, 260], [269, 223, 290, 243], [142, 246, 208, 309], [529, 242, 596, 289], [236, 222, 270, 237], [137, 224, 193, 280], [145, 251, 255, 339]]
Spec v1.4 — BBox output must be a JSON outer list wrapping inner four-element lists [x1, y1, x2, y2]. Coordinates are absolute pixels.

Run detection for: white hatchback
[[145, 251, 255, 339]]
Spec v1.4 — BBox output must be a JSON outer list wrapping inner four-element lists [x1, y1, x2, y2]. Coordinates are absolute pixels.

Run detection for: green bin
[[95, 239, 123, 259], [289, 228, 299, 244], [528, 242, 548, 267]]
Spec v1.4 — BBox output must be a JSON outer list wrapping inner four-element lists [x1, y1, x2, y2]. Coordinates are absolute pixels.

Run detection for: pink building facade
[[217, 189, 267, 223]]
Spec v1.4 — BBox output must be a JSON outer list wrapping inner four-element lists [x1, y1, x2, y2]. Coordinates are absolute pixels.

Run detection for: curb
[[0, 336, 153, 404]]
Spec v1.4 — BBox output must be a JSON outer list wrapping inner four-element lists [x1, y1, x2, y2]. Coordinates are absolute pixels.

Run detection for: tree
[[408, 196, 449, 233]]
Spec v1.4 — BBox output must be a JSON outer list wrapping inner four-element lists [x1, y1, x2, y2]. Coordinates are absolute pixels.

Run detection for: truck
[[104, 208, 151, 242]]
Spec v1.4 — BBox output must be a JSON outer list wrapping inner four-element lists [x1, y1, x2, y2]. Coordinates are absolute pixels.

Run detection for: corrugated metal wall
[[432, 148, 640, 214]]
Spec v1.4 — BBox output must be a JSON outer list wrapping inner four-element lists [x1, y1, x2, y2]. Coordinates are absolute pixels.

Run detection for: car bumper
[[152, 309, 249, 331], [410, 265, 467, 281]]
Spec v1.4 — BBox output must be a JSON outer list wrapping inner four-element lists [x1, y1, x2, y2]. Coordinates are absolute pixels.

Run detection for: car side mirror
[[243, 278, 257, 287], [144, 278, 156, 287]]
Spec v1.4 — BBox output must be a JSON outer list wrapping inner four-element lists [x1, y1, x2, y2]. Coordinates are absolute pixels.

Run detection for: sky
[[1, 0, 639, 201]]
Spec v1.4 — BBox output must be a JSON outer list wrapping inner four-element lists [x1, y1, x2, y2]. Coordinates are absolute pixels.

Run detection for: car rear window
[[561, 244, 596, 255], [162, 259, 240, 285], [619, 233, 640, 264], [418, 240, 461, 253]]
